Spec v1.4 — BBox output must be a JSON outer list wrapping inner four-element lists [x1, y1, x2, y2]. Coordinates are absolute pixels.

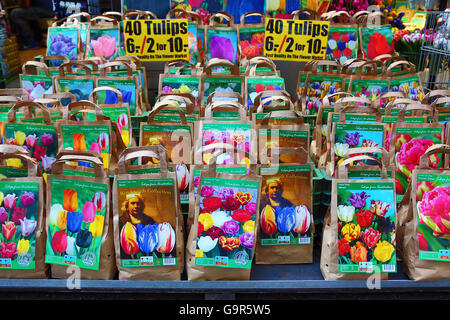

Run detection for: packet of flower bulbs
[[66, 12, 91, 55], [250, 90, 294, 119], [0, 149, 48, 278], [20, 61, 55, 101], [387, 61, 425, 103], [201, 58, 244, 109], [86, 15, 120, 61], [252, 102, 300, 126], [97, 61, 144, 116], [346, 61, 390, 104], [255, 147, 314, 264], [297, 60, 345, 116], [159, 67, 202, 108], [323, 12, 359, 65], [310, 92, 354, 166], [187, 144, 251, 234], [89, 86, 133, 148], [56, 100, 125, 174], [327, 120, 386, 178], [244, 62, 286, 111], [54, 61, 96, 106], [186, 151, 262, 281], [113, 146, 184, 280], [155, 93, 200, 117], [397, 144, 450, 280], [114, 56, 150, 106], [194, 103, 257, 166], [388, 105, 444, 204], [358, 13, 394, 61], [46, 20, 81, 67], [238, 12, 265, 61], [258, 110, 310, 165], [320, 153, 396, 280], [45, 151, 115, 279], [4, 101, 58, 176], [204, 12, 239, 66]]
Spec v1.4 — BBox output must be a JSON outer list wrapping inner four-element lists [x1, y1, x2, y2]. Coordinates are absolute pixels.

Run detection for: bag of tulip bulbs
[[204, 12, 239, 67], [3, 101, 59, 178], [187, 144, 251, 236], [320, 153, 397, 280], [45, 150, 115, 280], [86, 15, 121, 62], [257, 110, 310, 165], [89, 86, 134, 148], [56, 100, 127, 176], [186, 150, 262, 281], [310, 92, 354, 166], [255, 147, 314, 264], [238, 12, 265, 63], [252, 94, 300, 126], [397, 144, 450, 280], [112, 146, 184, 280], [46, 18, 82, 67], [139, 101, 194, 205], [0, 147, 48, 278], [386, 60, 425, 103], [387, 104, 444, 204]]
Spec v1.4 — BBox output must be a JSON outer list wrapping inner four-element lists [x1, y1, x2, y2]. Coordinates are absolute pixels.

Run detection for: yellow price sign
[[123, 19, 189, 61], [264, 18, 330, 61]]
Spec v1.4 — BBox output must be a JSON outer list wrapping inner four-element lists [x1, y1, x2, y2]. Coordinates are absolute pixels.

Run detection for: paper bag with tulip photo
[[45, 152, 115, 280], [4, 101, 58, 177], [255, 147, 314, 264], [113, 146, 184, 280], [86, 15, 120, 61], [186, 151, 262, 281], [321, 154, 396, 280], [0, 149, 48, 279], [397, 144, 450, 280]]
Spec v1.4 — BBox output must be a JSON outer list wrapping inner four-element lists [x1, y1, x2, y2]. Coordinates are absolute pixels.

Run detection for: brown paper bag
[[258, 110, 310, 164], [397, 144, 450, 280], [255, 147, 314, 264], [46, 151, 116, 280], [0, 150, 49, 278], [113, 146, 184, 280], [185, 151, 262, 281], [320, 154, 396, 280]]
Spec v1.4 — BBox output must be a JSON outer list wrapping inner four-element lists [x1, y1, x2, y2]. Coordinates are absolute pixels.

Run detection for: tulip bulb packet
[[336, 182, 397, 273], [45, 179, 108, 270], [159, 75, 201, 107], [205, 28, 239, 66], [389, 124, 444, 203], [20, 74, 54, 101], [413, 172, 450, 261], [257, 165, 313, 247], [199, 123, 253, 165], [299, 75, 344, 116], [258, 126, 310, 164], [326, 27, 358, 65], [115, 178, 179, 268], [0, 182, 40, 270], [58, 124, 111, 170], [194, 177, 260, 269], [389, 76, 424, 102], [46, 27, 79, 66], [245, 77, 285, 110], [202, 76, 243, 107], [359, 25, 394, 61], [86, 27, 120, 61], [350, 79, 390, 103], [55, 78, 95, 106], [3, 124, 58, 175], [239, 27, 265, 59], [96, 78, 138, 116], [330, 123, 385, 176]]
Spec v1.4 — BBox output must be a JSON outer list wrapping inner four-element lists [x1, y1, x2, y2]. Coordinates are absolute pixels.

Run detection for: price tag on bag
[[264, 18, 330, 62], [123, 19, 189, 61]]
